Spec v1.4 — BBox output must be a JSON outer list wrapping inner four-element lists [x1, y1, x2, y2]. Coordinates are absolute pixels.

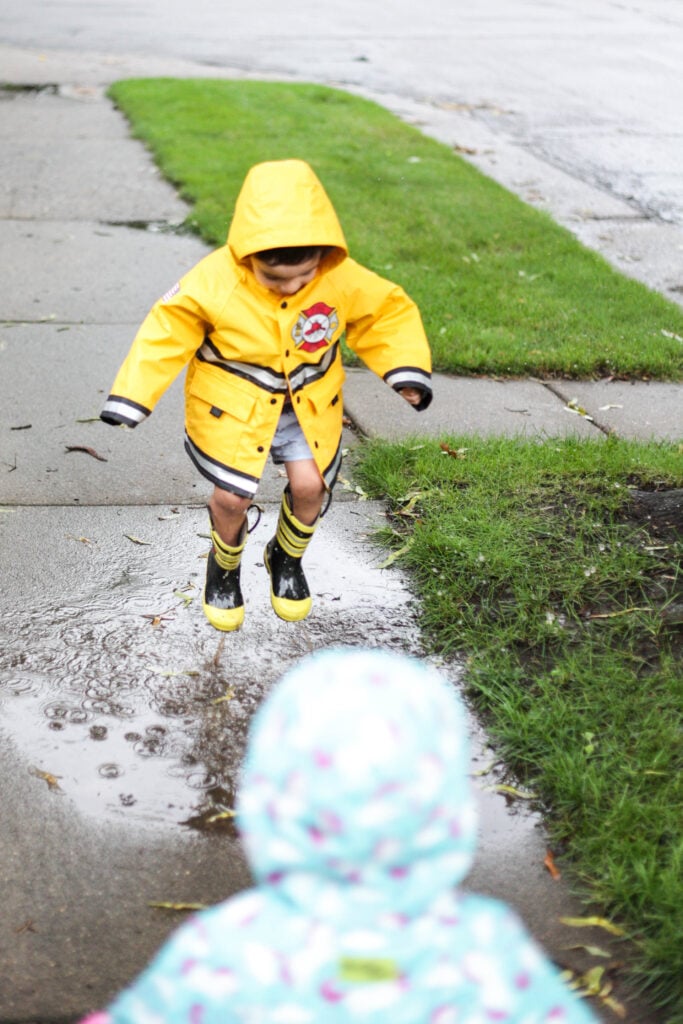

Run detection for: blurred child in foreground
[[81, 647, 597, 1023]]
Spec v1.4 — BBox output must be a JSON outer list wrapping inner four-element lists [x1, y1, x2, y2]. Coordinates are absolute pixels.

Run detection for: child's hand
[[399, 387, 423, 406]]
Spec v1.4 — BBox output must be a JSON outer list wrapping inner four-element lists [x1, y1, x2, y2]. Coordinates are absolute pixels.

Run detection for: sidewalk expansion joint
[[541, 381, 614, 439]]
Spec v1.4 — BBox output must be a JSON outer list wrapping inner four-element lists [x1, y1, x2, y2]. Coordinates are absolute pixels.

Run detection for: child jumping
[[101, 160, 432, 630], [79, 647, 597, 1023]]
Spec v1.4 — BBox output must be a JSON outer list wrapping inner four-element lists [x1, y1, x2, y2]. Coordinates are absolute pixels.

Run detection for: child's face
[[249, 254, 321, 296]]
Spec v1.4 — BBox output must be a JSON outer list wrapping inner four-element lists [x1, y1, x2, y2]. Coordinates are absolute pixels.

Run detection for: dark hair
[[254, 245, 327, 266]]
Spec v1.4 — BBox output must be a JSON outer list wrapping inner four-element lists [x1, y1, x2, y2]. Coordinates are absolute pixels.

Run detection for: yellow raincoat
[[101, 160, 432, 498]]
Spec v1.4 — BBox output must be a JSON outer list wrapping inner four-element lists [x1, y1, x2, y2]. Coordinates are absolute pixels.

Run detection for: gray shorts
[[270, 406, 314, 464]]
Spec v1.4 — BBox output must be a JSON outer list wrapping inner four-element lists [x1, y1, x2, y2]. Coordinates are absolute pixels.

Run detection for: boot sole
[[202, 600, 245, 632], [264, 544, 312, 622]]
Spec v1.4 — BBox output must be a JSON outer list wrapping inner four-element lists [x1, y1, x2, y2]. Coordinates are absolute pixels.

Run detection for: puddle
[[0, 502, 423, 833]]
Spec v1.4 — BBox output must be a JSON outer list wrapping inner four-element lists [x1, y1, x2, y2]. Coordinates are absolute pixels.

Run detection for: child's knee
[[209, 488, 251, 517]]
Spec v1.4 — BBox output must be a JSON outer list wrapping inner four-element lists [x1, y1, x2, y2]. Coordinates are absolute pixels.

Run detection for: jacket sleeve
[[342, 259, 432, 411]]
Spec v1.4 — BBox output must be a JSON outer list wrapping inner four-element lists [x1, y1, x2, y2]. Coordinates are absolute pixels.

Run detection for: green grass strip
[[108, 78, 683, 380], [354, 435, 683, 1016]]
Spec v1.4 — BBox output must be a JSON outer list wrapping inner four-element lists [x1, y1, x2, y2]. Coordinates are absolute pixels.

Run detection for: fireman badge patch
[[291, 302, 339, 353]]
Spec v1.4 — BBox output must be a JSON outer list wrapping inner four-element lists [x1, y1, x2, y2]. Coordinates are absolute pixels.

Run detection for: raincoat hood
[[227, 159, 348, 265], [237, 648, 478, 922]]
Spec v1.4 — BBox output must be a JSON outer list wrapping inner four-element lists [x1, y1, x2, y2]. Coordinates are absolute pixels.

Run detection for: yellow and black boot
[[202, 523, 247, 632], [264, 491, 318, 622]]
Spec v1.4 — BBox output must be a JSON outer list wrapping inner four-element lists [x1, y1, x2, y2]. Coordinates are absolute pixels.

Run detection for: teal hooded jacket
[[83, 649, 597, 1024]]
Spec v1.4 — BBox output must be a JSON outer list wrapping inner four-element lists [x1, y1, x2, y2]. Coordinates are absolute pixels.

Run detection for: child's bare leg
[[264, 459, 325, 622], [208, 487, 251, 544], [285, 459, 325, 524]]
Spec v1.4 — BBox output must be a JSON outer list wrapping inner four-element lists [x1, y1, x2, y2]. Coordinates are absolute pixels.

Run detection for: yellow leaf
[[125, 534, 151, 546], [601, 994, 627, 1018], [563, 944, 611, 958], [484, 783, 537, 800], [560, 916, 625, 936], [213, 688, 235, 705], [205, 809, 237, 824], [377, 537, 414, 569], [578, 965, 605, 996]]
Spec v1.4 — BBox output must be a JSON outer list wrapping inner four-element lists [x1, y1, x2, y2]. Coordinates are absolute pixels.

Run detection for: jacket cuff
[[384, 367, 433, 412], [100, 395, 151, 427]]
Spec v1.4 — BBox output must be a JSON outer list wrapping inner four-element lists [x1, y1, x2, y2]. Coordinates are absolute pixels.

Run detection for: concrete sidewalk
[[0, 52, 678, 1024]]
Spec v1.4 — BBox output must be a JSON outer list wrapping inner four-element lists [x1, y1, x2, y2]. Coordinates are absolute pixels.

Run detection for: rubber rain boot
[[264, 490, 318, 622], [203, 523, 247, 631]]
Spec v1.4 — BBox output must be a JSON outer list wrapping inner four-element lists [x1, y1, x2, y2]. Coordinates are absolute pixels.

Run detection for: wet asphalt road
[[1, 3, 680, 1020]]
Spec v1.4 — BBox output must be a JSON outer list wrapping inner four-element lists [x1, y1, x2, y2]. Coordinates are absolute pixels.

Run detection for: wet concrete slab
[[0, 220, 209, 323], [550, 379, 683, 442], [0, 87, 189, 223], [344, 366, 602, 441]]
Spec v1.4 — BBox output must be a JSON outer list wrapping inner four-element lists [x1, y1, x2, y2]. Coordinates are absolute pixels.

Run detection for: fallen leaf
[[483, 783, 537, 800], [565, 399, 594, 422], [67, 535, 94, 546], [601, 994, 627, 1018], [148, 902, 207, 912], [563, 944, 611, 958], [125, 534, 151, 546], [440, 442, 469, 458], [30, 767, 63, 792], [544, 850, 562, 880], [64, 445, 108, 462], [213, 688, 235, 704], [377, 537, 414, 569], [174, 589, 194, 607], [560, 915, 625, 937], [75, 417, 102, 423], [10, 423, 32, 431], [204, 809, 237, 824], [598, 404, 623, 411], [141, 611, 175, 628], [577, 965, 606, 997]]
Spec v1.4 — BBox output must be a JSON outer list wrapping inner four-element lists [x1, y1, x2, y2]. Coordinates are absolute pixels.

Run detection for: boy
[[101, 160, 432, 630]]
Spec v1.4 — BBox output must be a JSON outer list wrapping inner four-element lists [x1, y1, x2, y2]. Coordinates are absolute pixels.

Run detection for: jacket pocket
[[305, 370, 343, 414], [188, 364, 257, 423]]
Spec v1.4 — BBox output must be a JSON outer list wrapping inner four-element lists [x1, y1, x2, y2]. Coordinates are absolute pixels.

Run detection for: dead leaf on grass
[[440, 442, 469, 459]]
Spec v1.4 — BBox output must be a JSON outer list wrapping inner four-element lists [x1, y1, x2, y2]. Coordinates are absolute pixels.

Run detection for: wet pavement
[[1, 9, 681, 1021]]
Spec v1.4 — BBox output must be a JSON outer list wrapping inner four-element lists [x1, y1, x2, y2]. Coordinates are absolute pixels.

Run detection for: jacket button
[[270, 397, 277, 404], [257, 445, 264, 453], [281, 301, 288, 309], [285, 349, 290, 357], [314, 441, 319, 449], [296, 396, 301, 404]]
